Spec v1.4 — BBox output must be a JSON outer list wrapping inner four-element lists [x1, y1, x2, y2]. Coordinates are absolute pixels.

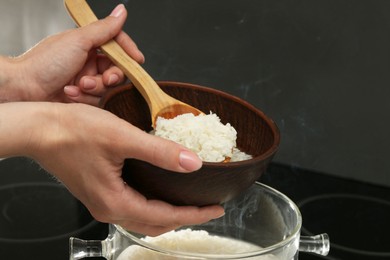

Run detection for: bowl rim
[[99, 81, 280, 167], [114, 182, 302, 259]]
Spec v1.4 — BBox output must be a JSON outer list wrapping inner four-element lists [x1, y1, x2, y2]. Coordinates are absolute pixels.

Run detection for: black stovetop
[[1, 157, 389, 259], [0, 157, 107, 260], [261, 163, 390, 260]]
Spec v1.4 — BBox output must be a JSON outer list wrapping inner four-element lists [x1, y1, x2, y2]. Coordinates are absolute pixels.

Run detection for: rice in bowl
[[154, 113, 252, 162]]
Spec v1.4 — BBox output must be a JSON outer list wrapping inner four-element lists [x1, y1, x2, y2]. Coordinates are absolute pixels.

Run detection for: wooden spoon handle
[[64, 0, 169, 115]]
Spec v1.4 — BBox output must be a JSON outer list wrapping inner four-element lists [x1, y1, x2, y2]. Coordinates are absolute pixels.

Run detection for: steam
[[199, 185, 287, 245]]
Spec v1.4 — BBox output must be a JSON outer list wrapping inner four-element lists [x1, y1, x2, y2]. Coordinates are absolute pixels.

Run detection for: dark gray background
[[89, 0, 390, 187]]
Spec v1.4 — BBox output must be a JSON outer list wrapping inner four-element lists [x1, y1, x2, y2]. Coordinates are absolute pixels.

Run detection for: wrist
[[0, 102, 58, 158], [0, 56, 29, 102]]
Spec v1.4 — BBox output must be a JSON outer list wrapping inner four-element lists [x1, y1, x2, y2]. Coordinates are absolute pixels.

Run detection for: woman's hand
[[38, 103, 224, 236], [5, 4, 142, 105], [0, 101, 224, 236]]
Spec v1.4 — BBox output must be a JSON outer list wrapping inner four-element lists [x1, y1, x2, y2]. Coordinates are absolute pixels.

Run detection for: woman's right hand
[[0, 102, 224, 236]]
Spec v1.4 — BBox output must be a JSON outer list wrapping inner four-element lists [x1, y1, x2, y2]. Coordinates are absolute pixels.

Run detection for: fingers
[[78, 66, 124, 94], [102, 66, 125, 86], [133, 200, 226, 229], [116, 205, 223, 237], [95, 186, 225, 236], [64, 85, 100, 106], [64, 67, 125, 105], [115, 221, 179, 237], [64, 4, 145, 105], [115, 31, 145, 64]]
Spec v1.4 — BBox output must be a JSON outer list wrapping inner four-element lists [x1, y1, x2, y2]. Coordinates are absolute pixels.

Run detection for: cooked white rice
[[154, 113, 252, 162], [117, 229, 278, 259]]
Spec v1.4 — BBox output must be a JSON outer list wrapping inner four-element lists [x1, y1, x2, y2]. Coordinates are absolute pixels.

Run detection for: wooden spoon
[[64, 0, 203, 127]]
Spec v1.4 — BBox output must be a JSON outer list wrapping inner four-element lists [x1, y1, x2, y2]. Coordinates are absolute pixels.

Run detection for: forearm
[[0, 56, 28, 102], [0, 102, 54, 158]]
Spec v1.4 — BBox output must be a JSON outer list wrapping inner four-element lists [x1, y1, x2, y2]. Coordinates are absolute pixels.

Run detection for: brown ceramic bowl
[[100, 81, 280, 206]]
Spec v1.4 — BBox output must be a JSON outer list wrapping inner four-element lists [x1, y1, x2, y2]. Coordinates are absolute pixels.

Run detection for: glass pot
[[69, 182, 329, 259]]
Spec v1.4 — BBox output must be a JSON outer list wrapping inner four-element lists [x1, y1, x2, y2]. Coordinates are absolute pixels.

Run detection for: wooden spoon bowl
[[100, 82, 280, 206]]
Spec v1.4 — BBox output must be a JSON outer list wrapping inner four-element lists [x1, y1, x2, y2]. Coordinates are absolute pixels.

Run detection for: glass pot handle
[[299, 233, 330, 256], [69, 237, 112, 260]]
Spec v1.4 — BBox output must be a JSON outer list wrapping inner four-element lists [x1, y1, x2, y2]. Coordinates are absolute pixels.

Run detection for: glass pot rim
[[114, 182, 303, 259]]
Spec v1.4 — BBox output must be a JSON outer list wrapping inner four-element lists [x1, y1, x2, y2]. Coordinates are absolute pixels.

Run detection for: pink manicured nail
[[179, 150, 202, 171], [214, 211, 226, 219], [82, 78, 96, 90], [107, 74, 119, 85], [110, 4, 124, 18], [64, 86, 80, 97], [137, 50, 145, 64]]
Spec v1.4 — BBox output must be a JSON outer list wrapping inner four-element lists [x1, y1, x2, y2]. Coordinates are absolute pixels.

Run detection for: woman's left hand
[[9, 4, 143, 105]]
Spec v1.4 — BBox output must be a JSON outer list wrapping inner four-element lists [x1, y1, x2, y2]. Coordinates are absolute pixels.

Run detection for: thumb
[[77, 4, 144, 63], [126, 128, 203, 173]]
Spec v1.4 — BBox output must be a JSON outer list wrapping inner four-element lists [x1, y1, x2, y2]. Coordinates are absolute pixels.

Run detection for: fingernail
[[214, 211, 225, 219], [108, 74, 119, 85], [82, 78, 96, 90], [64, 86, 80, 97], [137, 50, 145, 63], [179, 150, 202, 171], [110, 4, 125, 18]]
